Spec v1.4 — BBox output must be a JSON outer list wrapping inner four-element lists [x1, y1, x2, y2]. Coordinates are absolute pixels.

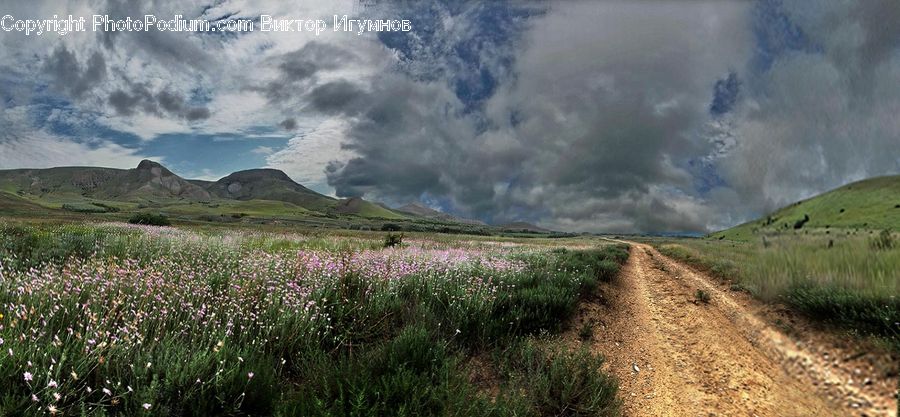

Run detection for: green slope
[[712, 175, 900, 241], [203, 169, 336, 212], [0, 161, 414, 223], [333, 197, 408, 220], [0, 161, 209, 203], [160, 199, 313, 217], [0, 191, 53, 215]]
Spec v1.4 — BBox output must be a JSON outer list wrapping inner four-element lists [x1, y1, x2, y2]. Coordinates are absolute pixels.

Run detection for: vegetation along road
[[574, 242, 898, 417]]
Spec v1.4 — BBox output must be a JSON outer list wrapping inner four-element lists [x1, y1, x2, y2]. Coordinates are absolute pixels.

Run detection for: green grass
[[333, 199, 410, 220], [711, 175, 900, 241], [652, 235, 899, 349], [0, 222, 627, 416]]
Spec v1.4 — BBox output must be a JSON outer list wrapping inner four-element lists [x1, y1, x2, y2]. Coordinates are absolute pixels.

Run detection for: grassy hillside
[[333, 197, 408, 220], [0, 162, 564, 236], [0, 162, 413, 223], [396, 202, 487, 225], [203, 169, 336, 212], [712, 175, 900, 241], [0, 191, 54, 215]]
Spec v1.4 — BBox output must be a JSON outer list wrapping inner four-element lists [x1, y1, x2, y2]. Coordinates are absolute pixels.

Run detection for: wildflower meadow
[[0, 222, 628, 416]]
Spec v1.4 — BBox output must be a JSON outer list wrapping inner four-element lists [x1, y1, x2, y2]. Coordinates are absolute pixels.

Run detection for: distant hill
[[711, 175, 900, 241], [396, 202, 486, 225], [499, 221, 552, 233], [0, 161, 565, 234], [0, 160, 407, 221], [0, 191, 50, 214], [333, 197, 407, 219], [0, 160, 210, 201], [201, 168, 335, 212]]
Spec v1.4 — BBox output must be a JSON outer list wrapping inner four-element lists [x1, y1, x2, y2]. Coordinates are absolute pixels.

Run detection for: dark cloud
[[109, 90, 143, 116], [322, 1, 900, 233], [261, 42, 358, 102], [108, 85, 210, 121], [326, 2, 750, 232], [94, 0, 214, 70], [185, 107, 211, 121], [43, 47, 107, 99], [279, 118, 297, 131], [308, 81, 364, 114], [713, 0, 900, 217], [279, 44, 341, 82]]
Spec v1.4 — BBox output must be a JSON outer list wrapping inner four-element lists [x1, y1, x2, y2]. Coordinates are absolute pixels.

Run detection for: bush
[[383, 232, 404, 248], [869, 229, 894, 251], [578, 321, 594, 342], [793, 214, 810, 230], [280, 325, 475, 417], [555, 245, 629, 283], [499, 341, 620, 417], [695, 289, 711, 304], [485, 246, 630, 339], [128, 212, 171, 226], [61, 203, 108, 213]]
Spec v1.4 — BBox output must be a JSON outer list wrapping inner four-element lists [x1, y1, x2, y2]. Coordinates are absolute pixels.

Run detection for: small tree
[[383, 233, 404, 248]]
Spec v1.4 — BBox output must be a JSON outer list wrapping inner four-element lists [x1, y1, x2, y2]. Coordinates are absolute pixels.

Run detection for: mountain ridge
[[0, 160, 403, 220], [0, 160, 558, 233]]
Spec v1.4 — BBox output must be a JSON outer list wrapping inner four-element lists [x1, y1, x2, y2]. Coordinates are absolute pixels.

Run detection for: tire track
[[576, 242, 896, 416]]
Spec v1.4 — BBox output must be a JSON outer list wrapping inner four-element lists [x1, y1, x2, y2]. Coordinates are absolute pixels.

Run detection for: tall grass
[[655, 235, 899, 348], [0, 222, 627, 416]]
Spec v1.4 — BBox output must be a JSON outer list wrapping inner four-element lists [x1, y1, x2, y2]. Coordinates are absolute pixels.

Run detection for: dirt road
[[574, 242, 898, 417]]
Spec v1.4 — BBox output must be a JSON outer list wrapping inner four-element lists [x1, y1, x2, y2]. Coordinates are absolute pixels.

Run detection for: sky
[[1, 0, 899, 233]]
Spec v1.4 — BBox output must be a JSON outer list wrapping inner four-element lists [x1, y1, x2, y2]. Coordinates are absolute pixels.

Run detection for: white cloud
[[265, 118, 354, 192]]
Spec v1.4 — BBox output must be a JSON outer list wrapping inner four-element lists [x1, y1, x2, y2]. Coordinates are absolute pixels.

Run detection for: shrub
[[128, 212, 171, 226], [279, 325, 476, 417], [578, 321, 594, 342], [793, 214, 810, 230], [869, 229, 894, 251], [554, 245, 629, 283], [61, 203, 109, 213], [383, 232, 404, 248], [92, 202, 120, 212], [695, 289, 711, 304], [499, 341, 620, 417]]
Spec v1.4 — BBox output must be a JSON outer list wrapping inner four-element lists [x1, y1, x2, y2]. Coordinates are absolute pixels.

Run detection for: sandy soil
[[571, 242, 898, 417]]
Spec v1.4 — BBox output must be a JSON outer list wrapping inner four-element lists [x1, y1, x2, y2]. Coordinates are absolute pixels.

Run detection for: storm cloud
[[3, 0, 900, 233], [321, 0, 900, 233], [326, 1, 753, 232], [714, 0, 900, 223]]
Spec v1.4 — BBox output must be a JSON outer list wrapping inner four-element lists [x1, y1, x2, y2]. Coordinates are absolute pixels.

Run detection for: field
[[647, 233, 900, 348], [0, 221, 628, 416]]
